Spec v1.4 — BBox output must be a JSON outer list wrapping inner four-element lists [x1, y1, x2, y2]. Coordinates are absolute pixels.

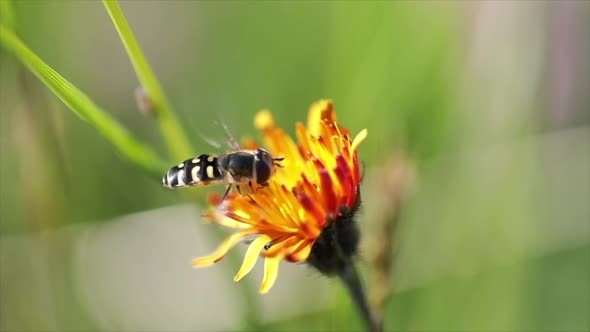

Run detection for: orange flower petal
[[286, 241, 313, 263], [195, 100, 367, 294], [294, 188, 326, 229], [255, 111, 302, 171], [240, 136, 260, 150], [314, 159, 337, 213], [263, 236, 300, 258]]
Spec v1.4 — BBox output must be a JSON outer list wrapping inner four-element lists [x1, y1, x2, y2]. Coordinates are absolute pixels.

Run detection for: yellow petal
[[307, 100, 335, 136], [192, 229, 258, 267], [259, 257, 280, 294], [254, 110, 276, 131], [351, 129, 368, 152], [234, 234, 272, 282]]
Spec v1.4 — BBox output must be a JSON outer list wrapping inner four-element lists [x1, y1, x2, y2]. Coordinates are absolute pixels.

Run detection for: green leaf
[[0, 25, 166, 179], [102, 0, 193, 161]]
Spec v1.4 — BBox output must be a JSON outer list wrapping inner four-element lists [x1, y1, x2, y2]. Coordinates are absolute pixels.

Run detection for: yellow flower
[[192, 100, 368, 293]]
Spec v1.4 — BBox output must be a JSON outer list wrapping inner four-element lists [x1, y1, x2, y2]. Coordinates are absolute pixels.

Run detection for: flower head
[[192, 100, 367, 293]]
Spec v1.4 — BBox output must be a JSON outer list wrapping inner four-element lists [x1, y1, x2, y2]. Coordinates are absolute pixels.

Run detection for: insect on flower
[[162, 124, 285, 199], [192, 100, 368, 294]]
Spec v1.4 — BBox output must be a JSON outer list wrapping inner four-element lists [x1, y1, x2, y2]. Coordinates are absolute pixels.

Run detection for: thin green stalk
[[339, 260, 381, 332], [0, 25, 166, 179], [102, 0, 193, 161]]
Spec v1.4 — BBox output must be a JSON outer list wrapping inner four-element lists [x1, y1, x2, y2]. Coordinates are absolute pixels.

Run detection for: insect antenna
[[273, 156, 285, 167]]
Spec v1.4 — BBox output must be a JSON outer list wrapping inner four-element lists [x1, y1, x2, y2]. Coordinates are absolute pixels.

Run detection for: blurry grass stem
[[364, 157, 416, 328], [3, 1, 278, 326], [102, 0, 193, 161], [0, 25, 166, 179], [0, 0, 15, 31]]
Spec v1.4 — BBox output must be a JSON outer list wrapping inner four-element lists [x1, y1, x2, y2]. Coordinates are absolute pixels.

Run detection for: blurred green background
[[1, 1, 588, 331]]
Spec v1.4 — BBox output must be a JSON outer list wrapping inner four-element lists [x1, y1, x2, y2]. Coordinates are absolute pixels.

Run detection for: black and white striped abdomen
[[162, 154, 224, 189]]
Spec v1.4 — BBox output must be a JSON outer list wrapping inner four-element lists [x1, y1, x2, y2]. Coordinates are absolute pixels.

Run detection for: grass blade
[[100, 5, 266, 325], [102, 0, 193, 161], [0, 25, 166, 179]]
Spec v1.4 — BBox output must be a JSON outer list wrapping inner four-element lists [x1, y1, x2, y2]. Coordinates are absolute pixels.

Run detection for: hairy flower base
[[306, 192, 361, 275], [192, 100, 367, 293]]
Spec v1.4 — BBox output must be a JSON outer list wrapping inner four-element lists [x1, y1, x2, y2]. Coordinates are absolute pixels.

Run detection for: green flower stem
[[0, 25, 166, 179], [339, 259, 381, 332], [102, 0, 193, 161]]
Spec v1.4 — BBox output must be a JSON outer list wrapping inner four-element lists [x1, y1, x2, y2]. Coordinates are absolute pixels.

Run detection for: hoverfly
[[162, 124, 284, 199]]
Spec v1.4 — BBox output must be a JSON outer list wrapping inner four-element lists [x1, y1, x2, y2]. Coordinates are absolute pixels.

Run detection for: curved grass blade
[[0, 25, 166, 179], [101, 5, 265, 325], [102, 0, 193, 161]]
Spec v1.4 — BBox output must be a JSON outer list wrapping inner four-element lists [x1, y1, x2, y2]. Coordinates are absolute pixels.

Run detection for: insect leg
[[244, 194, 256, 204], [235, 184, 257, 203], [221, 184, 233, 201], [264, 239, 275, 250]]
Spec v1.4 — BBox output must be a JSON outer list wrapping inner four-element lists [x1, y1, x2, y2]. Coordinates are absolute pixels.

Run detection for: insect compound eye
[[254, 149, 273, 184], [255, 160, 272, 184]]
